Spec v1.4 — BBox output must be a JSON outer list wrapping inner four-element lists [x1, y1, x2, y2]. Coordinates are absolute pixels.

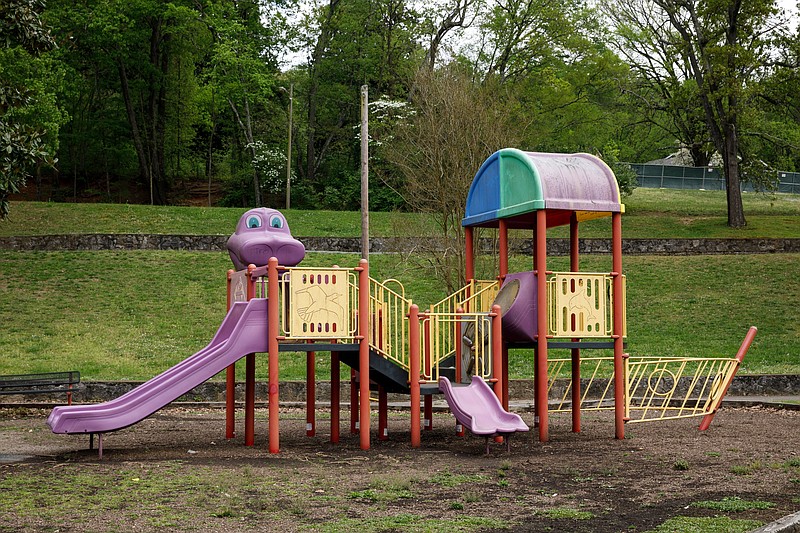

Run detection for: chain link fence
[[628, 164, 800, 194]]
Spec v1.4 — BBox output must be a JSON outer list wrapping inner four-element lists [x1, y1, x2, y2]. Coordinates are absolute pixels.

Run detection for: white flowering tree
[[248, 141, 293, 198]]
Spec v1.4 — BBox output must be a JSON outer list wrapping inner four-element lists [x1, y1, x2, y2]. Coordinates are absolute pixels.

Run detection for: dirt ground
[[1, 404, 798, 532]]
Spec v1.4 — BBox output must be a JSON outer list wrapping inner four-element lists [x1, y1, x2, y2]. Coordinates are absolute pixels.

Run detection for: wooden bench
[[0, 371, 81, 404]]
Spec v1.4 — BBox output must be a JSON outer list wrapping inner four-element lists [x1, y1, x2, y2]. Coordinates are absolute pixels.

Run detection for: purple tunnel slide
[[47, 299, 268, 435]]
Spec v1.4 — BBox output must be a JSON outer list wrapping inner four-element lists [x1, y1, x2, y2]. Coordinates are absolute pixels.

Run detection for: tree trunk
[[228, 96, 262, 207], [722, 123, 746, 227], [306, 0, 340, 184], [118, 60, 153, 200]]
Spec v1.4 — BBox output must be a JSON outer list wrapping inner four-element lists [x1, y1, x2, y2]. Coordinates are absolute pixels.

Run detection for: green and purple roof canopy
[[462, 149, 624, 229]]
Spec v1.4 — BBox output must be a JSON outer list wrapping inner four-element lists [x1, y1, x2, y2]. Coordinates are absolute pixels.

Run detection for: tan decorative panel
[[288, 269, 350, 338]]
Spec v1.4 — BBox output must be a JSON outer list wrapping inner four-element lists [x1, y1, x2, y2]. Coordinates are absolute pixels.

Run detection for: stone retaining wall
[[2, 234, 799, 255], [15, 374, 798, 404]]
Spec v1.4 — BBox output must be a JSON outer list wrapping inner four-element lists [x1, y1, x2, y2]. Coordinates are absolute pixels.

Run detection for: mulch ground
[[1, 404, 798, 532]]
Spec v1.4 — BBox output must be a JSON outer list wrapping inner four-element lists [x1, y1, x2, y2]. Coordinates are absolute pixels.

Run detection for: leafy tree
[[382, 66, 520, 291], [200, 0, 288, 207], [0, 0, 62, 218], [605, 0, 791, 227], [297, 0, 423, 208]]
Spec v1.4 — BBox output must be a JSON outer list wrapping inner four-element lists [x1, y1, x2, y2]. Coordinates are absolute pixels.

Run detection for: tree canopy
[[0, 0, 796, 225]]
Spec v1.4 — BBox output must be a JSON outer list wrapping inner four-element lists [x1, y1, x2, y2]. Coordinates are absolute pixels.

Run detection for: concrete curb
[[750, 511, 800, 533], [2, 376, 799, 406], [4, 375, 796, 405], [2, 395, 798, 412]]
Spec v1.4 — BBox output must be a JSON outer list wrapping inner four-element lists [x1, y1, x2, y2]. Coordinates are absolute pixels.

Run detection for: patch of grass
[[2, 251, 798, 379], [0, 464, 234, 526], [1, 202, 431, 238], [691, 497, 775, 512], [646, 516, 763, 533], [429, 471, 486, 487], [536, 507, 594, 520], [6, 190, 800, 238], [463, 490, 482, 503], [705, 452, 721, 457], [783, 458, 800, 468], [673, 459, 690, 471], [730, 461, 763, 476], [303, 514, 509, 532], [349, 476, 415, 502]]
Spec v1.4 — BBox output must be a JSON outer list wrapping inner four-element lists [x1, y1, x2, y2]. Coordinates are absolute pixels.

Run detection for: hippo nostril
[[276, 242, 305, 267], [241, 243, 274, 263]]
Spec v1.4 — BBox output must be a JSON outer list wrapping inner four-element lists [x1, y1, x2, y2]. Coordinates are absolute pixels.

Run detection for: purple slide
[[439, 376, 529, 439], [47, 299, 269, 435]]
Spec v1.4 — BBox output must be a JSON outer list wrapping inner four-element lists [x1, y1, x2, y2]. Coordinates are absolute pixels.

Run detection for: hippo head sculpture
[[227, 208, 306, 270]]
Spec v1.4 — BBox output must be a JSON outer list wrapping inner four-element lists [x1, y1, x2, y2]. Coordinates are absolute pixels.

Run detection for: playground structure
[[48, 150, 757, 455]]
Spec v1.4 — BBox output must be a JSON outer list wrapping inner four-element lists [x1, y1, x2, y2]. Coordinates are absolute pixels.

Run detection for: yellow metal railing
[[430, 279, 499, 315], [545, 354, 740, 422], [625, 356, 739, 423], [547, 356, 617, 412], [249, 268, 501, 388], [368, 277, 412, 369], [547, 272, 626, 338], [419, 312, 494, 383]]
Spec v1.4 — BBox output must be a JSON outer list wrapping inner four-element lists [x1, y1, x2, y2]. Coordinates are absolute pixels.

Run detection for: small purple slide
[[439, 376, 529, 452], [47, 298, 269, 435]]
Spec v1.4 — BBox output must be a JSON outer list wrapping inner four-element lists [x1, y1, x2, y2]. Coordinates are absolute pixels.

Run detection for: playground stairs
[[337, 349, 456, 395]]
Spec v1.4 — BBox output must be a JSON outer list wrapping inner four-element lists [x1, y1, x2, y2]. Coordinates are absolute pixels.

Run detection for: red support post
[[422, 310, 432, 431], [331, 351, 340, 443], [306, 348, 316, 437], [455, 307, 464, 383], [409, 305, 421, 447], [611, 212, 625, 440], [267, 257, 280, 453], [245, 354, 256, 446], [491, 305, 503, 402], [424, 395, 433, 431], [699, 327, 758, 430], [350, 369, 359, 434], [357, 259, 371, 450], [535, 210, 549, 442], [378, 386, 388, 440], [245, 264, 257, 447], [570, 214, 581, 433], [532, 229, 539, 428], [465, 226, 474, 282], [499, 219, 509, 281], [491, 304, 504, 444], [455, 308, 465, 437]]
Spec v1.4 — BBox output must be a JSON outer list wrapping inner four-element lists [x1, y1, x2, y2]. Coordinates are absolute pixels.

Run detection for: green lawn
[[0, 250, 796, 380], [3, 188, 799, 238]]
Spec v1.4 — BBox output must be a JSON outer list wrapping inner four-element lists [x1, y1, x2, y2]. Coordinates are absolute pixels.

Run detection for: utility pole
[[286, 83, 293, 210], [360, 85, 369, 260]]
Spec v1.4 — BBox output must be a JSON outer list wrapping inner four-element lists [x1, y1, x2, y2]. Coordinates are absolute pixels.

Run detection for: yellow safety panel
[[548, 273, 608, 337], [288, 269, 351, 338], [547, 272, 626, 338]]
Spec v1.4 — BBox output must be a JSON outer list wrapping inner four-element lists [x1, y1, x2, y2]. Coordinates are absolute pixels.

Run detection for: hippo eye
[[269, 215, 284, 229], [246, 215, 262, 229]]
